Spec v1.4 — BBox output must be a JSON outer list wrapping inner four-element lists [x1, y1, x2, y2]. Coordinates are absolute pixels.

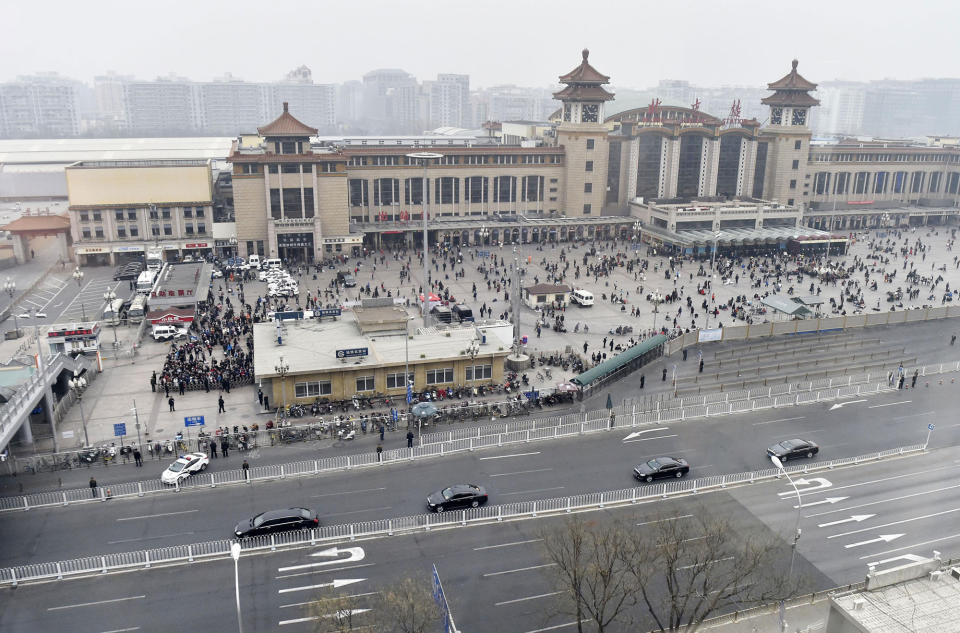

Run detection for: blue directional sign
[[317, 308, 342, 319], [113, 423, 126, 437], [477, 250, 490, 258], [336, 347, 369, 359], [432, 564, 452, 633], [406, 383, 413, 404], [274, 311, 304, 321], [929, 423, 936, 431], [184, 415, 205, 427]]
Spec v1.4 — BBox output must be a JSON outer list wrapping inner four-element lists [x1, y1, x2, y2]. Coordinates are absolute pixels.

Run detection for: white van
[[263, 258, 283, 270], [152, 325, 186, 341], [247, 254, 261, 269], [570, 289, 595, 306]]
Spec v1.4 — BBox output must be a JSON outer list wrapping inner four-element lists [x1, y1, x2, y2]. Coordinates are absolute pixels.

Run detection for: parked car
[[234, 507, 319, 538], [633, 456, 689, 482], [767, 438, 819, 462], [452, 304, 474, 322], [160, 452, 209, 484], [426, 484, 488, 512], [337, 271, 357, 287]]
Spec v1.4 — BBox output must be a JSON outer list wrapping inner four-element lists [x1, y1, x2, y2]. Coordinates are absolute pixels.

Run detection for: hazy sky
[[5, 0, 959, 89]]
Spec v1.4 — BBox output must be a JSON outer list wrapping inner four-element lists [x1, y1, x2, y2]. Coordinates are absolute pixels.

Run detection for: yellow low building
[[253, 309, 512, 406]]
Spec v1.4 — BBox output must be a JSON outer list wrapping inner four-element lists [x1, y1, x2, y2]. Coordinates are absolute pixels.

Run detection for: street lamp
[[633, 220, 642, 249], [4, 277, 19, 339], [706, 231, 721, 328], [478, 224, 489, 246], [651, 289, 663, 332], [230, 541, 244, 633], [770, 454, 802, 633], [405, 152, 443, 326], [103, 289, 119, 347], [68, 375, 90, 447], [274, 355, 290, 412]]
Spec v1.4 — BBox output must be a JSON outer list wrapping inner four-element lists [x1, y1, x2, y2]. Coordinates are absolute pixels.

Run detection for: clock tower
[[554, 49, 615, 217], [758, 59, 819, 208]]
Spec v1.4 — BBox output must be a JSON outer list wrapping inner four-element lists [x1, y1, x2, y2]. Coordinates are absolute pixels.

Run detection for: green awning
[[571, 334, 668, 387]]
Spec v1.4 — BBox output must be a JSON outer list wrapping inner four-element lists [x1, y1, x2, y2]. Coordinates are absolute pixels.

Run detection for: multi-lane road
[[0, 381, 957, 632]]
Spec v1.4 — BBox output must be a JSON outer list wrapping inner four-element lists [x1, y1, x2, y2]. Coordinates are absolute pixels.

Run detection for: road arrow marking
[[829, 399, 867, 411], [623, 428, 671, 441], [818, 514, 876, 528], [796, 496, 848, 508], [845, 534, 904, 549], [868, 554, 928, 568], [278, 578, 366, 594], [778, 477, 833, 496], [326, 609, 371, 620], [278, 546, 366, 572]]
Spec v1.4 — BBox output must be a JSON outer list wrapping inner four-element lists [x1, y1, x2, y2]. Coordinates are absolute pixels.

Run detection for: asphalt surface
[[0, 384, 955, 569]]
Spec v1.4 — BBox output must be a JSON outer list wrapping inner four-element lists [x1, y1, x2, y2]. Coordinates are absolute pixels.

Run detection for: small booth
[[46, 323, 101, 355], [523, 284, 571, 310]]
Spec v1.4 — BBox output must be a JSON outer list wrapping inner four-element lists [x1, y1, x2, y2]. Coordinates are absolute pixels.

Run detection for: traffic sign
[[432, 564, 452, 633], [928, 423, 935, 430], [113, 422, 126, 437], [316, 308, 342, 319], [184, 415, 205, 427]]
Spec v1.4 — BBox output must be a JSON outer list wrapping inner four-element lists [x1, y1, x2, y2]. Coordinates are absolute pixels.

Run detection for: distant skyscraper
[[429, 74, 470, 128], [0, 73, 81, 137], [94, 72, 133, 127], [362, 69, 417, 124], [337, 81, 364, 123], [481, 85, 558, 123], [810, 81, 866, 137], [123, 74, 198, 135]]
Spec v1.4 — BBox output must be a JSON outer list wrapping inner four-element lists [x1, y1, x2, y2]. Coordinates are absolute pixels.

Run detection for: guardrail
[[0, 442, 927, 587]]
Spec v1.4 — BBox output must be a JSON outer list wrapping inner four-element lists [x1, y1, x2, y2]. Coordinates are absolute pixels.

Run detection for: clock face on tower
[[771, 107, 783, 125], [791, 108, 807, 126], [582, 103, 599, 123]]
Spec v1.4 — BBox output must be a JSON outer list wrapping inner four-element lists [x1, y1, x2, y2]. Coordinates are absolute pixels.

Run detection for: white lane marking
[[278, 578, 366, 594], [490, 468, 553, 477], [479, 452, 541, 460], [805, 484, 960, 518], [280, 592, 379, 609], [48, 595, 146, 611], [321, 506, 392, 518], [828, 507, 960, 539], [637, 514, 694, 526], [496, 591, 563, 606], [523, 621, 592, 633], [100, 629, 140, 633], [279, 616, 318, 626], [818, 515, 876, 528], [622, 434, 678, 444], [859, 532, 960, 560], [752, 416, 805, 426], [275, 562, 374, 580], [483, 563, 556, 577], [778, 477, 832, 497], [311, 487, 386, 498], [474, 538, 543, 551], [500, 486, 565, 497], [868, 400, 912, 409], [793, 464, 958, 498], [279, 612, 370, 627], [108, 531, 195, 544], [798, 497, 848, 508], [623, 428, 671, 440], [892, 411, 934, 421], [845, 534, 904, 549], [829, 399, 867, 411], [676, 556, 735, 571], [278, 547, 365, 573], [116, 510, 198, 521], [867, 554, 928, 568]]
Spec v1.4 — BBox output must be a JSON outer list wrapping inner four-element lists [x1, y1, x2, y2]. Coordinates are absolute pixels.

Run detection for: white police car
[[160, 452, 209, 485]]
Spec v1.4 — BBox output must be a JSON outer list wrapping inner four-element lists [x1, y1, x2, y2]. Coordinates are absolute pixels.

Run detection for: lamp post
[[651, 289, 663, 332], [131, 400, 144, 448], [230, 541, 244, 633], [4, 277, 19, 339], [68, 375, 90, 447], [405, 152, 443, 327], [103, 289, 118, 347], [706, 231, 721, 328], [478, 224, 489, 247], [274, 355, 289, 412], [633, 220, 642, 250], [770, 454, 802, 633]]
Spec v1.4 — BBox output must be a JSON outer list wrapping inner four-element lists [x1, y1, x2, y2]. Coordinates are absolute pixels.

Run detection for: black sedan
[[633, 456, 690, 482], [234, 507, 319, 538], [767, 438, 819, 462], [427, 484, 488, 512]]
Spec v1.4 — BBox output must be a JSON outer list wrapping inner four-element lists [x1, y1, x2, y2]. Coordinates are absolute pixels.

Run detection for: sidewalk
[[700, 600, 829, 633]]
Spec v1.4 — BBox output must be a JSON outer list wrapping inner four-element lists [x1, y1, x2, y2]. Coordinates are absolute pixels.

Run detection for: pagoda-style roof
[[553, 84, 614, 101], [257, 102, 318, 137], [761, 59, 820, 108], [1, 214, 71, 233], [558, 48, 610, 84], [767, 59, 817, 91]]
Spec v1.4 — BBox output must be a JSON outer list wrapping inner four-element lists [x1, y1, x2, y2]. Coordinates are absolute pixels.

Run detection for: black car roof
[[449, 484, 480, 493], [261, 507, 310, 521]]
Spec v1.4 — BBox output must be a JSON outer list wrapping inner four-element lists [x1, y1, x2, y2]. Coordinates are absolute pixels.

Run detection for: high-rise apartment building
[[123, 74, 198, 135], [479, 85, 558, 124], [810, 81, 867, 137], [0, 73, 81, 138], [337, 81, 364, 123], [429, 74, 470, 128]]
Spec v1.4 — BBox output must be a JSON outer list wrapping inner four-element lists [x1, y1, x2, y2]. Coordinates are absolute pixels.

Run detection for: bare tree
[[307, 592, 371, 633], [539, 506, 800, 633], [539, 516, 638, 633], [625, 509, 797, 633], [374, 575, 440, 633]]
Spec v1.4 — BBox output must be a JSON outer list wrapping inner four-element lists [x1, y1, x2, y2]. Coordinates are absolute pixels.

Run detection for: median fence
[[0, 442, 927, 587]]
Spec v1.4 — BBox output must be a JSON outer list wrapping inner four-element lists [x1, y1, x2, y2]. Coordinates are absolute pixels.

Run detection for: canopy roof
[[571, 334, 668, 387], [257, 102, 318, 137]]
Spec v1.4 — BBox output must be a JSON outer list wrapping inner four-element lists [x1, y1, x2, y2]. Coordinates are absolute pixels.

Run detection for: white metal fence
[[0, 442, 927, 587]]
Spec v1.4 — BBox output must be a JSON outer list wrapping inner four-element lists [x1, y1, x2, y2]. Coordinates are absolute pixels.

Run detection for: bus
[[102, 297, 125, 324], [136, 270, 157, 295], [128, 295, 148, 324]]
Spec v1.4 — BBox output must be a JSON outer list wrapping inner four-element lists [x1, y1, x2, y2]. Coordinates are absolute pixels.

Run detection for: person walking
[[662, 367, 667, 381], [406, 430, 415, 448], [220, 437, 229, 458], [912, 370, 919, 388], [179, 380, 185, 396], [168, 396, 175, 412], [150, 371, 157, 392], [379, 424, 385, 441], [376, 444, 383, 462], [89, 476, 98, 498], [133, 447, 142, 467], [210, 439, 218, 458], [952, 334, 957, 346], [242, 459, 249, 480], [218, 395, 225, 413], [257, 388, 264, 408], [640, 374, 645, 389], [898, 374, 905, 390]]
